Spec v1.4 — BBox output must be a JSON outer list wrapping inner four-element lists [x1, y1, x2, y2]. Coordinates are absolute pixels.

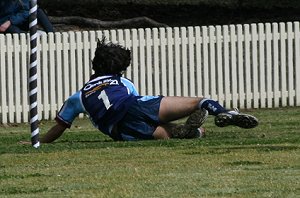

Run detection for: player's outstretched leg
[[214, 108, 258, 129]]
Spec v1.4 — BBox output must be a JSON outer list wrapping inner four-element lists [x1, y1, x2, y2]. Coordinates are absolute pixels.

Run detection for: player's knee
[[153, 126, 171, 140]]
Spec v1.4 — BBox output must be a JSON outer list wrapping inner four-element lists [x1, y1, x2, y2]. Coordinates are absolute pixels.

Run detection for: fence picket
[[224, 25, 231, 108], [48, 33, 56, 118], [131, 29, 139, 92], [75, 32, 84, 119], [160, 28, 167, 96], [181, 27, 188, 96], [13, 34, 21, 122], [40, 34, 49, 119], [69, 32, 77, 95], [279, 23, 287, 106], [0, 34, 7, 123], [216, 26, 224, 104], [294, 22, 300, 105], [244, 24, 252, 108], [153, 28, 160, 95], [209, 26, 217, 100], [62, 32, 70, 101], [251, 24, 259, 108], [195, 26, 202, 97], [272, 23, 280, 107], [266, 23, 273, 108], [124, 29, 132, 80], [174, 27, 181, 96], [237, 25, 245, 109], [202, 26, 210, 98], [138, 28, 146, 96], [188, 27, 196, 97], [20, 34, 28, 122], [287, 23, 295, 106], [145, 28, 153, 95], [230, 25, 238, 108], [258, 23, 266, 108], [110, 29, 117, 43], [167, 27, 174, 96], [6, 34, 14, 122], [82, 31, 90, 84], [76, 32, 84, 90], [55, 33, 63, 109]]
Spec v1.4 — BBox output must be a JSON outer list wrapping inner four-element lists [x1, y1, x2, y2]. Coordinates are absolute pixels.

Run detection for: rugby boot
[[185, 109, 208, 129], [214, 108, 258, 129], [171, 109, 208, 139], [171, 125, 206, 139]]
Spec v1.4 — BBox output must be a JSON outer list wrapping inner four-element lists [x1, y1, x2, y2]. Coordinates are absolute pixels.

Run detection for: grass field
[[0, 107, 299, 197]]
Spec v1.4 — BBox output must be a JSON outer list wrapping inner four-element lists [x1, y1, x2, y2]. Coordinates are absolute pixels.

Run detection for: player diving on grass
[[34, 38, 259, 143]]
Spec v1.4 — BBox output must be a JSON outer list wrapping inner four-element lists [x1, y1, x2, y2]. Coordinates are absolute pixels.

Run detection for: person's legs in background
[[5, 24, 26, 33], [37, 8, 54, 33]]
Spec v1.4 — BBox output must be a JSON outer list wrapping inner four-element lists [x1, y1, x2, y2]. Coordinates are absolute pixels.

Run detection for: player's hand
[[18, 141, 32, 145], [0, 21, 11, 32]]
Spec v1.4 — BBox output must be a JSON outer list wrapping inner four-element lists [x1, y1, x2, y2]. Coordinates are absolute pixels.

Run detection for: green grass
[[0, 107, 299, 197]]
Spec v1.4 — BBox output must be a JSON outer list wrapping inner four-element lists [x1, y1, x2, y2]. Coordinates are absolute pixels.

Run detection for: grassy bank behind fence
[[0, 107, 299, 197]]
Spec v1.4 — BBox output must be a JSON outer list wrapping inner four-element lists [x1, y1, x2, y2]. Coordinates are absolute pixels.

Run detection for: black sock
[[199, 99, 227, 116]]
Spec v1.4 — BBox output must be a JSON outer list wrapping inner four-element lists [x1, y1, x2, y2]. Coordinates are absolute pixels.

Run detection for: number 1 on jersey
[[98, 90, 112, 110]]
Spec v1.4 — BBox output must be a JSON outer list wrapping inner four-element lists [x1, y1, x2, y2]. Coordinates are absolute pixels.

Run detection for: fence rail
[[0, 22, 300, 124]]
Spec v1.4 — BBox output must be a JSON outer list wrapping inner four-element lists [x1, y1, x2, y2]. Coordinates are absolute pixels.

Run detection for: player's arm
[[40, 123, 67, 143], [41, 91, 84, 143], [19, 122, 67, 145], [19, 92, 84, 145]]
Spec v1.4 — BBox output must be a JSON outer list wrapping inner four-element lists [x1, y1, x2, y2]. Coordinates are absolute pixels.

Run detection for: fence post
[[29, 0, 39, 148]]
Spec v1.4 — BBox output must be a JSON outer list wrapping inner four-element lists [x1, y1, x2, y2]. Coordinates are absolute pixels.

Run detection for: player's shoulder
[[120, 76, 134, 85], [67, 91, 81, 103]]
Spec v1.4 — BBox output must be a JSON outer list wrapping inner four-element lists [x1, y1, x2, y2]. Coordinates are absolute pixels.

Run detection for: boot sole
[[215, 113, 258, 129]]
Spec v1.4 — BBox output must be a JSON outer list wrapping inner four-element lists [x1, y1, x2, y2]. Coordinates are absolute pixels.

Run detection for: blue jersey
[[56, 75, 139, 136]]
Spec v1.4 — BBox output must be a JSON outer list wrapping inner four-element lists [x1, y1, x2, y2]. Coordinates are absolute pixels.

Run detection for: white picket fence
[[0, 22, 300, 124]]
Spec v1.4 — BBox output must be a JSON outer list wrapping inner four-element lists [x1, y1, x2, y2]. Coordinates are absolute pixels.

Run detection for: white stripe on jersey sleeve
[[121, 77, 139, 96]]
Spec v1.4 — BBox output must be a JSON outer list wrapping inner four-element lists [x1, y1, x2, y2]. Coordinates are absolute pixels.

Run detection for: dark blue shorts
[[114, 96, 163, 141]]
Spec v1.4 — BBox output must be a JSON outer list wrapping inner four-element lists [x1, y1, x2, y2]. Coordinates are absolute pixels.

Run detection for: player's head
[[92, 38, 131, 76]]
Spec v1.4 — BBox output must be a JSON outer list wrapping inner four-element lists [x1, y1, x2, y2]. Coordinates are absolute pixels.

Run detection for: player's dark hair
[[92, 38, 131, 76]]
